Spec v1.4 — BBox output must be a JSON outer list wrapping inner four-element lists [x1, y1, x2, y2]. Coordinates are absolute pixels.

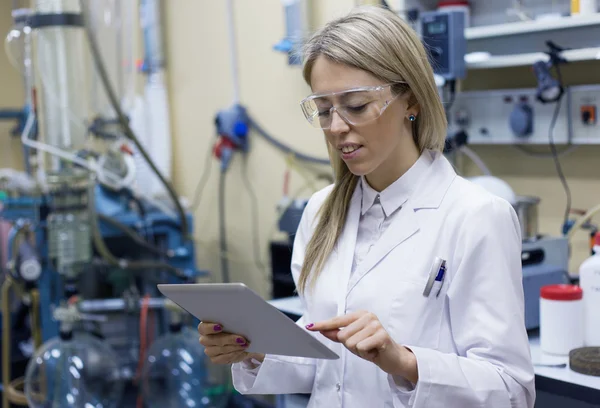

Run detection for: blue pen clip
[[434, 260, 447, 298], [423, 257, 447, 297]]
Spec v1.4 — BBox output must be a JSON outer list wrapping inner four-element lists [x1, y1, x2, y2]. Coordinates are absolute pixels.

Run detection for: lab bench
[[267, 297, 600, 408]]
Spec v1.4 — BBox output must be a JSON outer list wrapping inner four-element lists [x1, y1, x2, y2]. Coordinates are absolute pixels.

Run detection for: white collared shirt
[[350, 153, 431, 289]]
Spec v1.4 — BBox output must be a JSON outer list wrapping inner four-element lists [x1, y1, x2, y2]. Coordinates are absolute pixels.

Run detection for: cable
[[79, 0, 190, 240], [547, 89, 571, 233], [247, 116, 330, 165], [240, 156, 267, 273], [514, 144, 579, 158], [97, 214, 171, 258], [192, 140, 216, 210], [218, 169, 230, 283], [88, 175, 186, 279]]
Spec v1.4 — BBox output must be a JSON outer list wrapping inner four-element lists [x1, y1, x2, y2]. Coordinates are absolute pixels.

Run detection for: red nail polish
[[306, 323, 314, 329]]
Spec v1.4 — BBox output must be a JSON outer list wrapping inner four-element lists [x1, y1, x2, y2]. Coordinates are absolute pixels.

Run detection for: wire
[[79, 0, 190, 240], [547, 93, 571, 234], [240, 156, 268, 273], [192, 141, 216, 210], [514, 144, 579, 158], [218, 169, 230, 283], [247, 116, 330, 165], [97, 214, 171, 258]]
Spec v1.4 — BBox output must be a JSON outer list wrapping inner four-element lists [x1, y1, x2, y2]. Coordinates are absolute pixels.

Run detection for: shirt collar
[[360, 151, 433, 216]]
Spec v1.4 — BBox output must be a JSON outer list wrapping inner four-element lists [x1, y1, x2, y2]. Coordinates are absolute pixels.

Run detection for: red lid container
[[540, 284, 583, 301]]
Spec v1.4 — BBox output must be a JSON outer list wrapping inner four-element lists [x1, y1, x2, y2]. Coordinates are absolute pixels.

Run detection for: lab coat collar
[[343, 150, 457, 298], [360, 151, 434, 217]]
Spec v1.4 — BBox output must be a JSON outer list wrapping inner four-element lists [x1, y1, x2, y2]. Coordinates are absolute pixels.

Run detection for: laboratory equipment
[[1, 1, 210, 406], [273, 0, 311, 65], [447, 87, 571, 145], [579, 233, 600, 346], [513, 196, 540, 240], [420, 9, 466, 81], [569, 84, 600, 145], [24, 304, 124, 408], [522, 236, 571, 330], [141, 313, 230, 408], [539, 284, 584, 355]]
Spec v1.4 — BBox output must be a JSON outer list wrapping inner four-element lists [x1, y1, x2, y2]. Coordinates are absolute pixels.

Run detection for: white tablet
[[157, 282, 339, 360]]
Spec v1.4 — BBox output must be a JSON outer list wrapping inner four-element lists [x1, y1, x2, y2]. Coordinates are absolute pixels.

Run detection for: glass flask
[[141, 324, 230, 408], [24, 331, 124, 408]]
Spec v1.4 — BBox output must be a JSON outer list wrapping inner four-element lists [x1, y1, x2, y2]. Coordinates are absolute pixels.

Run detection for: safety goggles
[[300, 83, 405, 129]]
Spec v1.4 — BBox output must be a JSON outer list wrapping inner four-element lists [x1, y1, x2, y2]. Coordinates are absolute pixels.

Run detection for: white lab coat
[[232, 150, 536, 407]]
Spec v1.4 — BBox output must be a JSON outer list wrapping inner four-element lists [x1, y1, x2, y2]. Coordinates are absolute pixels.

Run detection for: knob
[[509, 103, 534, 137]]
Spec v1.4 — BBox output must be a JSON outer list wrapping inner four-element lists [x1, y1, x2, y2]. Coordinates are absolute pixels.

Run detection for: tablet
[[157, 282, 339, 360]]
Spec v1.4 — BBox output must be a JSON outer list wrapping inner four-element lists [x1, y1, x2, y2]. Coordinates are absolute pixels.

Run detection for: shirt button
[[336, 383, 341, 391]]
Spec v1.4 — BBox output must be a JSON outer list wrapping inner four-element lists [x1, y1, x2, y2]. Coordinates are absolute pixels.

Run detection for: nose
[[329, 109, 350, 135]]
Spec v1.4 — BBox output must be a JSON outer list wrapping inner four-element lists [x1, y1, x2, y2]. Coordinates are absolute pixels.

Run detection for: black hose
[[97, 213, 171, 258], [219, 169, 230, 283], [247, 116, 330, 165], [79, 0, 190, 240]]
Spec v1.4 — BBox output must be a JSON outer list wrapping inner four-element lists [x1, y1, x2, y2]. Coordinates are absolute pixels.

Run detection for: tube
[[459, 146, 492, 176], [97, 213, 171, 258], [87, 175, 186, 278], [225, 0, 240, 104], [79, 0, 190, 240], [567, 204, 600, 241], [78, 297, 166, 313], [2, 277, 12, 408]]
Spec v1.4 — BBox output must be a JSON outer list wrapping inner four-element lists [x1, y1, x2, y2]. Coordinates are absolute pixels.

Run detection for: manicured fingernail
[[236, 337, 245, 344], [306, 323, 314, 329], [213, 324, 222, 332]]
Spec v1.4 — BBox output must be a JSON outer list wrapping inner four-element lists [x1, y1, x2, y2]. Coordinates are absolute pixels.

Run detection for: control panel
[[570, 85, 599, 144], [448, 87, 570, 145], [420, 10, 466, 81]]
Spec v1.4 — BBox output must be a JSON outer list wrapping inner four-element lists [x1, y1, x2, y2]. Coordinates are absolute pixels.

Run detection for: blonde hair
[[297, 5, 447, 294]]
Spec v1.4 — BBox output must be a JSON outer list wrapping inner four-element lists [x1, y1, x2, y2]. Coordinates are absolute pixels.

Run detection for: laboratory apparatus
[[0, 1, 220, 406], [141, 309, 230, 408]]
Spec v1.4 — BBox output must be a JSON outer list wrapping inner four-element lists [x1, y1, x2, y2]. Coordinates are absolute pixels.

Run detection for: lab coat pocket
[[387, 279, 446, 349]]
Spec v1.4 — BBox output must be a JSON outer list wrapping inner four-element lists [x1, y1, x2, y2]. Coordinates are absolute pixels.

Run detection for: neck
[[365, 140, 420, 192]]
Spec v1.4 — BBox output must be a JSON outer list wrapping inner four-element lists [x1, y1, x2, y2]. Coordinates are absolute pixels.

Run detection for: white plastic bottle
[[580, 233, 600, 346]]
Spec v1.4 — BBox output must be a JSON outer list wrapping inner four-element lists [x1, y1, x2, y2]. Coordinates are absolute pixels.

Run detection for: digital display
[[427, 21, 447, 35]]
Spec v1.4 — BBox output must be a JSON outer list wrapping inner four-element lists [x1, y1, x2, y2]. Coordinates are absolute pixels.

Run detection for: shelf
[[466, 47, 600, 69], [466, 14, 600, 40]]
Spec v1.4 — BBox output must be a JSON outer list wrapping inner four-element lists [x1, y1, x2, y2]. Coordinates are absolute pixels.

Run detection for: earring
[[408, 114, 416, 122]]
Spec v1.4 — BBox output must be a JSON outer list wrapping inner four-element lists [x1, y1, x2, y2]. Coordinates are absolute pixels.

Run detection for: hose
[[247, 116, 330, 165], [219, 169, 230, 283], [2, 277, 11, 408], [79, 0, 190, 240], [88, 175, 186, 279], [567, 204, 600, 241], [459, 146, 492, 176], [97, 214, 172, 259], [2, 276, 28, 406]]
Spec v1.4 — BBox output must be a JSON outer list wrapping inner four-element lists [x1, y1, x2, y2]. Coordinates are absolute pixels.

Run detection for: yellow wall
[[0, 0, 25, 171]]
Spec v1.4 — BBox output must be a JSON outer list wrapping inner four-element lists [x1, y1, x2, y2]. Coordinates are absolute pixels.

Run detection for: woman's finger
[[345, 320, 379, 352], [200, 333, 248, 347], [198, 322, 223, 335], [204, 344, 249, 358]]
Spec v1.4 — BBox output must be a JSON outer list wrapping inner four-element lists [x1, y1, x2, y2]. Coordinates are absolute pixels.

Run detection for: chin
[[345, 162, 373, 177]]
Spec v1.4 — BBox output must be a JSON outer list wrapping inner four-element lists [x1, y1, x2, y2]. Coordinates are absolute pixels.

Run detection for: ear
[[406, 91, 420, 116]]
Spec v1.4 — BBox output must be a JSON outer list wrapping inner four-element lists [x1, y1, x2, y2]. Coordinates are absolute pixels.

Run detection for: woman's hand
[[306, 311, 418, 383], [198, 322, 265, 365]]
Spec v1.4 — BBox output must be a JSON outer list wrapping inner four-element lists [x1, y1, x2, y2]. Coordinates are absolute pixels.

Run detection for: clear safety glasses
[[300, 83, 406, 129]]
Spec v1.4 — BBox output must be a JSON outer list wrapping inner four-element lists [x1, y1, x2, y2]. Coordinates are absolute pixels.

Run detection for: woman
[[198, 6, 535, 407]]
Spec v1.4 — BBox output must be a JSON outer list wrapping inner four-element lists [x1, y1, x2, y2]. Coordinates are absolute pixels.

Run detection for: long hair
[[297, 5, 447, 294]]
